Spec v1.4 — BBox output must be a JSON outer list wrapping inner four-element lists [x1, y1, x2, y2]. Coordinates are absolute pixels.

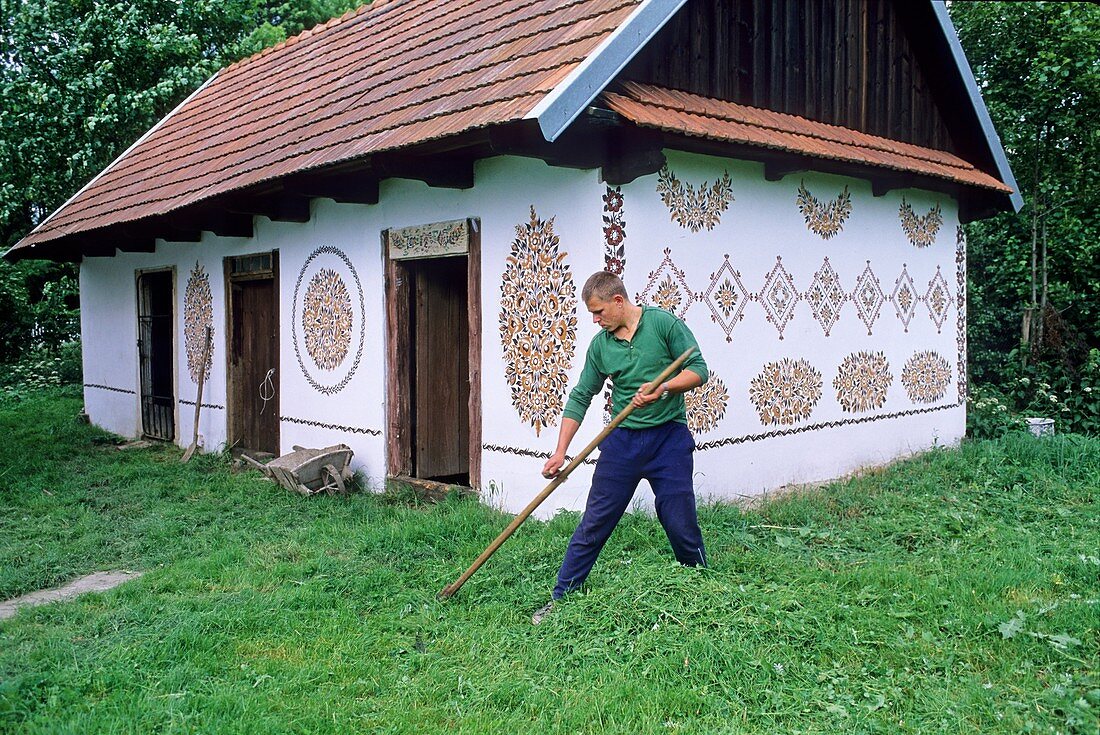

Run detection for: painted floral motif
[[388, 219, 468, 259], [796, 182, 851, 239], [499, 207, 578, 436], [891, 265, 918, 332], [685, 372, 729, 434], [924, 266, 951, 334], [834, 351, 893, 413], [656, 165, 734, 233], [602, 186, 626, 276], [852, 261, 885, 336], [901, 350, 952, 404], [291, 245, 366, 395], [302, 268, 353, 371], [757, 256, 800, 340], [637, 247, 698, 319], [899, 199, 943, 248], [956, 227, 968, 403], [805, 257, 847, 337], [703, 255, 750, 342], [184, 262, 214, 384], [749, 358, 823, 426]]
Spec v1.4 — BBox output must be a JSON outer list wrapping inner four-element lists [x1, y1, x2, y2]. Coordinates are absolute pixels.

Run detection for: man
[[532, 271, 709, 625]]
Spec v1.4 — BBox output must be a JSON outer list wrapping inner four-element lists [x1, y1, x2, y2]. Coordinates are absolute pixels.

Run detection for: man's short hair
[[582, 271, 628, 303]]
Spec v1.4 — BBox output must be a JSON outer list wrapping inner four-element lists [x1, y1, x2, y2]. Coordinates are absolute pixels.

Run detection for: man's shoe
[[530, 600, 554, 625]]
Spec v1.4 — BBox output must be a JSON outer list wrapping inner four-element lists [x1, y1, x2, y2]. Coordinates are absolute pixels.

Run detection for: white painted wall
[[79, 152, 965, 516]]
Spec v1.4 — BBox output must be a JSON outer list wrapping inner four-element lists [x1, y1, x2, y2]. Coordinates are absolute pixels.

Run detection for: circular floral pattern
[[685, 373, 729, 434], [302, 268, 353, 370], [499, 207, 577, 436], [833, 351, 892, 413], [901, 350, 952, 404], [749, 358, 823, 426], [291, 245, 365, 395], [184, 262, 214, 384]]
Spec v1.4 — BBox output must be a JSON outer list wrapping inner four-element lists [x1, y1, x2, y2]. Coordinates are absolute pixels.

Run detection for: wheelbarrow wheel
[[322, 464, 347, 496]]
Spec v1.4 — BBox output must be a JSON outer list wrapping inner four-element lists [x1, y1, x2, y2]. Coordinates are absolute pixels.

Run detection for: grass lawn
[[0, 388, 1097, 734]]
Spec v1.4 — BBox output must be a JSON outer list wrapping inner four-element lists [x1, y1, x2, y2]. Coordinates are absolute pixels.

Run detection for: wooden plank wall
[[620, 0, 954, 152]]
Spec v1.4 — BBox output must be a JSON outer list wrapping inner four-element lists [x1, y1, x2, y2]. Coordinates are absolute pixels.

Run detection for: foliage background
[[1, 1, 1097, 435], [0, 0, 363, 365], [950, 2, 1100, 435]]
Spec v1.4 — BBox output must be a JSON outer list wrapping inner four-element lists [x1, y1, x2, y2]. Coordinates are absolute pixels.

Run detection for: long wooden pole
[[437, 347, 696, 599], [181, 326, 212, 463]]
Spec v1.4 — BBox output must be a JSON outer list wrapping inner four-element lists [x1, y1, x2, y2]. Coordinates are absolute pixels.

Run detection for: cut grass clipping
[[1, 388, 1097, 734]]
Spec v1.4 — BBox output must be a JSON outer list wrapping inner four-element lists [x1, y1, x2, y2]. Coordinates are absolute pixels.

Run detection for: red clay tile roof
[[14, 0, 642, 252], [602, 81, 1014, 194]]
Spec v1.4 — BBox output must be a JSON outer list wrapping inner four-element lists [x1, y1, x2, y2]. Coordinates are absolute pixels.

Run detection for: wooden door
[[384, 219, 480, 488], [137, 270, 175, 441], [228, 257, 279, 455], [413, 258, 469, 481]]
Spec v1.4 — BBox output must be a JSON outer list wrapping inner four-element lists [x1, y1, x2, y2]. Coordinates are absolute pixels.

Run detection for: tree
[[951, 2, 1100, 382], [0, 0, 364, 362]]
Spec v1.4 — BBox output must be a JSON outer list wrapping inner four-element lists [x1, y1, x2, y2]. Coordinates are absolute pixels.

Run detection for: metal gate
[[137, 270, 175, 441]]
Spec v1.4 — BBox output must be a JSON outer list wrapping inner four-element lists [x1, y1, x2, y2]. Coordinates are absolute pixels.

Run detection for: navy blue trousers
[[552, 421, 707, 600]]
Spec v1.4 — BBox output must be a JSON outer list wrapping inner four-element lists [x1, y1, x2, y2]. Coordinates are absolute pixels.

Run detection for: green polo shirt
[[562, 306, 708, 429]]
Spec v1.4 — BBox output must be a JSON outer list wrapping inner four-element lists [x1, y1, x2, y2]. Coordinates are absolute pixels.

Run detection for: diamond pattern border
[[757, 256, 800, 340], [851, 260, 885, 336], [703, 255, 751, 342], [636, 247, 699, 319], [805, 256, 847, 337], [924, 266, 951, 334], [891, 264, 918, 333]]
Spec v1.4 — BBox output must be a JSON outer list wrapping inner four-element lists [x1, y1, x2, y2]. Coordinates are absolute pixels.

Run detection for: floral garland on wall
[[955, 227, 969, 404], [796, 182, 851, 239], [499, 207, 578, 436], [602, 186, 627, 423], [656, 165, 733, 233], [184, 262, 214, 384], [899, 199, 943, 248]]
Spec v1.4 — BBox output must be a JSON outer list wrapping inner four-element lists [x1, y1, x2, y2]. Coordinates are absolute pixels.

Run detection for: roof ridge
[[222, 0, 383, 75]]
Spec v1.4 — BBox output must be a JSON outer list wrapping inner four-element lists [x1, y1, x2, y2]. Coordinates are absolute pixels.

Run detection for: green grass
[[1, 388, 1097, 734]]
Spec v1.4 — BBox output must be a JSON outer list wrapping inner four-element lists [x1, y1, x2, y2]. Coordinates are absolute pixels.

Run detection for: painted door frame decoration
[[384, 218, 482, 486]]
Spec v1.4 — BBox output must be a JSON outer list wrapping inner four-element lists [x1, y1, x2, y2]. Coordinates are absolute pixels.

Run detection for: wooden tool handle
[[437, 347, 697, 599]]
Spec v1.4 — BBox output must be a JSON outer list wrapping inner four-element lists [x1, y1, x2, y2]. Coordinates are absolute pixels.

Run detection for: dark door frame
[[224, 250, 280, 454], [135, 266, 177, 441], [383, 219, 481, 488]]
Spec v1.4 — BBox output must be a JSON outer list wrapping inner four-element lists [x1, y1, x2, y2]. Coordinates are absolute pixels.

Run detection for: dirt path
[[0, 571, 143, 620]]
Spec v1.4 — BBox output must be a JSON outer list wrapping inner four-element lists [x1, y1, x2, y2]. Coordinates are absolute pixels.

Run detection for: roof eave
[[525, 0, 687, 142], [3, 70, 223, 263], [929, 0, 1022, 212]]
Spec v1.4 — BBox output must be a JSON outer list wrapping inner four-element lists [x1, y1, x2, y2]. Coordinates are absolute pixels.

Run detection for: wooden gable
[[621, 0, 956, 154]]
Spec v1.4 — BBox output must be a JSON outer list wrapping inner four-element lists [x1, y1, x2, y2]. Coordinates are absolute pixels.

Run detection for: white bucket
[[1025, 417, 1055, 437]]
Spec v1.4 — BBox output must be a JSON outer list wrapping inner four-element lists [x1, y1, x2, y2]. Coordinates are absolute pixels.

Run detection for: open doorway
[[137, 269, 176, 441], [226, 251, 279, 455], [384, 219, 481, 487]]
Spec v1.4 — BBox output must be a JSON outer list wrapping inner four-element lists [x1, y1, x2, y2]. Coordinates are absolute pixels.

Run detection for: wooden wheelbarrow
[[243, 444, 354, 496]]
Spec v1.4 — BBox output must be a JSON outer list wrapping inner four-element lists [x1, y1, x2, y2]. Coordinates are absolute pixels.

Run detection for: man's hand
[[542, 452, 566, 479], [632, 381, 667, 408]]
